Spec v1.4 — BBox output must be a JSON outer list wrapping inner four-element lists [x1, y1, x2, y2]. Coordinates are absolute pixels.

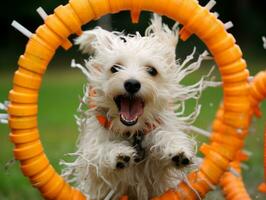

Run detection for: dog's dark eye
[[120, 37, 127, 43], [110, 64, 122, 73], [147, 66, 158, 76]]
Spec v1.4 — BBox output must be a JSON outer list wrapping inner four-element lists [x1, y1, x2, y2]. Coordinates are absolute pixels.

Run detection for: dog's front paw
[[116, 155, 131, 169], [171, 152, 192, 169], [110, 145, 136, 170]]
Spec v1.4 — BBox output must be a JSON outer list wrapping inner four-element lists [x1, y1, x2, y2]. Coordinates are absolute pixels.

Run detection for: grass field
[[0, 65, 266, 199]]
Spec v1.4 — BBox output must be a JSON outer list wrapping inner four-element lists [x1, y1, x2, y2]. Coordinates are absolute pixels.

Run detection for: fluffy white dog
[[62, 15, 214, 200]]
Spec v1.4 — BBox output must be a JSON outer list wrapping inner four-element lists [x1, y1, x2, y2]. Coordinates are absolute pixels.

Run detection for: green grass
[[0, 65, 265, 199]]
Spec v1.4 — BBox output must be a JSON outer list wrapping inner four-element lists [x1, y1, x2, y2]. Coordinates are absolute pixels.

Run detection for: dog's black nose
[[124, 79, 141, 94]]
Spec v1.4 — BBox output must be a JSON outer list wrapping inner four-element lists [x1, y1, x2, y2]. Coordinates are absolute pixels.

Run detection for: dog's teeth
[[121, 114, 138, 123]]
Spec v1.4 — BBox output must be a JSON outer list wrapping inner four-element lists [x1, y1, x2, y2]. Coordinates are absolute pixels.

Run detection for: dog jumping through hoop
[[61, 14, 216, 200]]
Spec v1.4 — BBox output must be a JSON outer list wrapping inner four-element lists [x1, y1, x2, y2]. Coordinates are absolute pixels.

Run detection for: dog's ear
[[75, 27, 114, 54]]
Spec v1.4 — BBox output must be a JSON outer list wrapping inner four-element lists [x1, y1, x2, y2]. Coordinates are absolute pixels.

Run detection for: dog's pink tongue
[[120, 97, 143, 121]]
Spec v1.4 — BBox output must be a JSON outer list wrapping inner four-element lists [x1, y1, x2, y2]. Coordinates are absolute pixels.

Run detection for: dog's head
[[75, 15, 211, 134]]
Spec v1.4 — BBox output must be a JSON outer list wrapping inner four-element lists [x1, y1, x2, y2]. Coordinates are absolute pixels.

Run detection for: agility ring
[[7, 0, 259, 199]]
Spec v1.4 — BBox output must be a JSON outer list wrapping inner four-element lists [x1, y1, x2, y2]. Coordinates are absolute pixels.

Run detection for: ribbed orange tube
[[220, 162, 251, 200]]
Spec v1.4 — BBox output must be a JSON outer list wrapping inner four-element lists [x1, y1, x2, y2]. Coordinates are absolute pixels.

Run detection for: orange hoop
[[8, 0, 251, 199]]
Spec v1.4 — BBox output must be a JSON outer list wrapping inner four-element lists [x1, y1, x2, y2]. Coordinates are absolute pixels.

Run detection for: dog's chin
[[114, 95, 144, 127]]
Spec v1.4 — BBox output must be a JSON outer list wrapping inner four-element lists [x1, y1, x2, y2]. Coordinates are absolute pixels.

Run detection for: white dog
[[62, 15, 214, 200]]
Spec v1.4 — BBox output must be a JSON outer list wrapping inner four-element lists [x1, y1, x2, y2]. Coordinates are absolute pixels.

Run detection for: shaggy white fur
[[61, 15, 216, 200]]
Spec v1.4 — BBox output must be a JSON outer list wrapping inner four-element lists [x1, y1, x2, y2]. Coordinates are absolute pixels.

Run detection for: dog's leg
[[145, 129, 195, 168], [72, 139, 137, 199], [99, 140, 137, 170]]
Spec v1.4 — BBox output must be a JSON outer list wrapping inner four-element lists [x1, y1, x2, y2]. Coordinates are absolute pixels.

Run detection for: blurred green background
[[0, 0, 266, 199]]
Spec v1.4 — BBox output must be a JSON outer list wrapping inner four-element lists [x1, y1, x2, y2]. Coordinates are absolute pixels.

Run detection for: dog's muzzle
[[114, 95, 144, 126]]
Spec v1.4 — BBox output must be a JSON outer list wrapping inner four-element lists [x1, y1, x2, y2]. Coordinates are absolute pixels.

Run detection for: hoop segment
[[8, 0, 250, 199]]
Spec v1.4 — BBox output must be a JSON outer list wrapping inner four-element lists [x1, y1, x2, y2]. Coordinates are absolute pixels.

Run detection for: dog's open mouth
[[114, 95, 144, 126]]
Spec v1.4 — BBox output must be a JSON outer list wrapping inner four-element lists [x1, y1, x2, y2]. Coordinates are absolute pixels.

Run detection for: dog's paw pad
[[172, 152, 191, 168], [116, 155, 131, 169]]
